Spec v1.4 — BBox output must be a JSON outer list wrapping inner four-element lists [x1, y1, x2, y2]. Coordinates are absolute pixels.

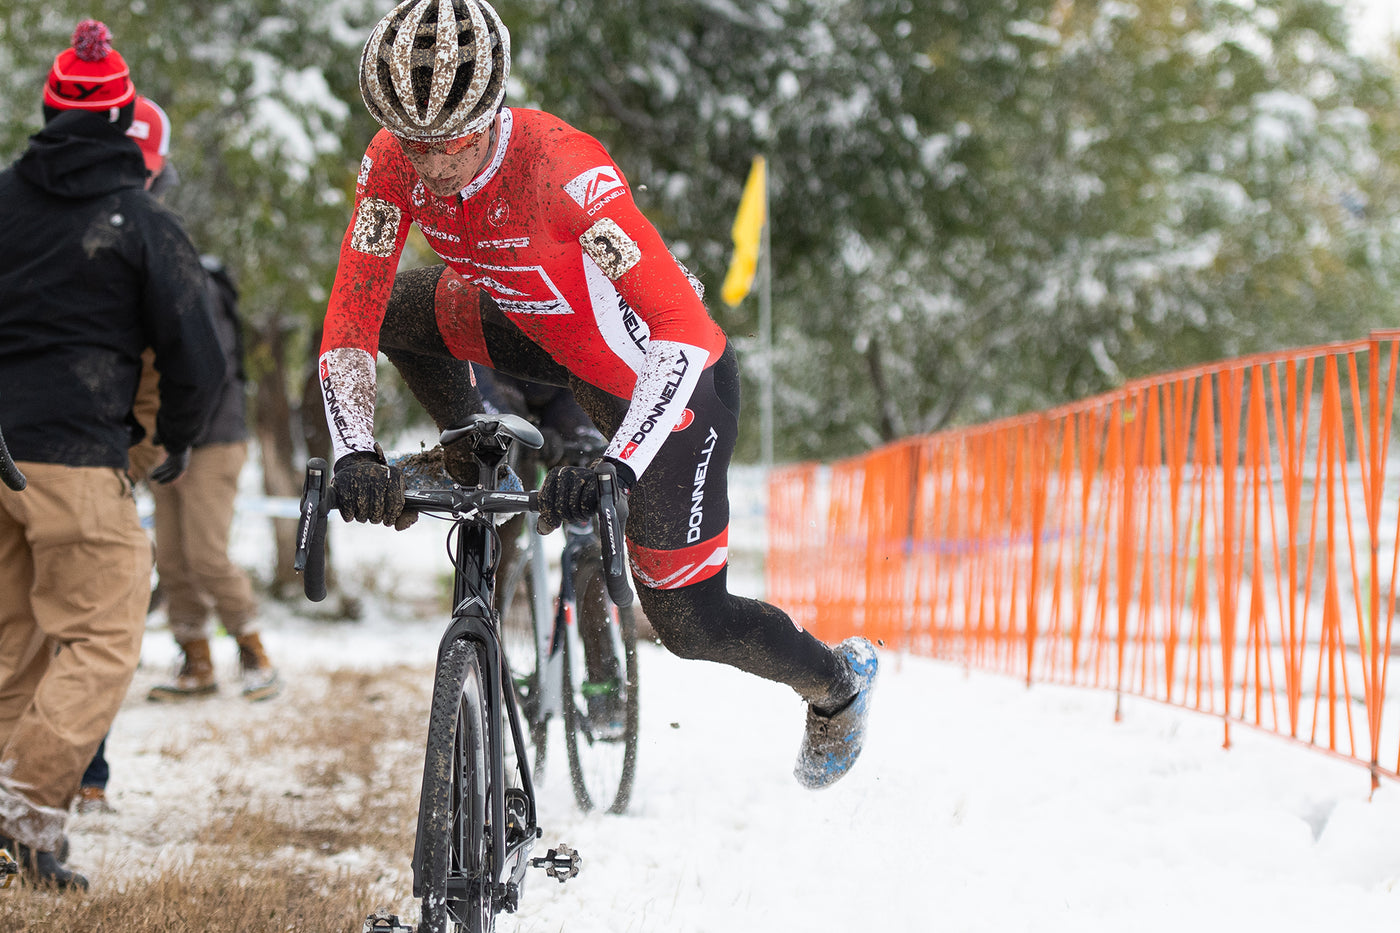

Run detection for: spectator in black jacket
[[0, 21, 223, 890], [144, 252, 279, 703]]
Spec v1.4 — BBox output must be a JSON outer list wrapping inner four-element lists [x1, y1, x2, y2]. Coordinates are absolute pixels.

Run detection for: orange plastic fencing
[[768, 332, 1400, 789]]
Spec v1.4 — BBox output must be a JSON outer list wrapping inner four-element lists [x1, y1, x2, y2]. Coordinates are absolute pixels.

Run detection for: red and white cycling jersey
[[320, 107, 727, 479]]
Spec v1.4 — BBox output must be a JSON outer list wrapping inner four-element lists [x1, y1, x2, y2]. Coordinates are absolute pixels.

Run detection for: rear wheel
[[417, 638, 495, 933], [562, 547, 640, 814]]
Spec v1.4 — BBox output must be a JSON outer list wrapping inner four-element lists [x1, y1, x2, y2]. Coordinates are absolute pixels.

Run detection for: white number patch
[[350, 198, 401, 258], [580, 218, 641, 279]]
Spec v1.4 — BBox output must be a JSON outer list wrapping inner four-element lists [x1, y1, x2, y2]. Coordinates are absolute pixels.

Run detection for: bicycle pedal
[[530, 843, 581, 883], [362, 910, 414, 933], [0, 848, 17, 889]]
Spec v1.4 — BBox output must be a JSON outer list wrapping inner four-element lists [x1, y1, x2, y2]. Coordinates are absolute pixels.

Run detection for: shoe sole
[[794, 638, 879, 789], [146, 685, 218, 702], [242, 682, 281, 702]]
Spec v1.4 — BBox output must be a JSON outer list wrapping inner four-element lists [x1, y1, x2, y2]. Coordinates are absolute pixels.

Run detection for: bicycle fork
[[410, 607, 581, 921]]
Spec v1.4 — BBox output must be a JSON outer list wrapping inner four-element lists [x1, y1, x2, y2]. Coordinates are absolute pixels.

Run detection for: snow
[[73, 468, 1400, 932], [1347, 0, 1400, 58]]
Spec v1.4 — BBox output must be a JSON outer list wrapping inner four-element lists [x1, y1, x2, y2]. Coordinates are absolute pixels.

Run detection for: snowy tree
[[518, 0, 1400, 458], [4, 0, 1399, 475], [0, 1, 380, 589]]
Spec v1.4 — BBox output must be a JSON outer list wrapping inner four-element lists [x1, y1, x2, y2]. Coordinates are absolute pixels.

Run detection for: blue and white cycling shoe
[[794, 637, 879, 790]]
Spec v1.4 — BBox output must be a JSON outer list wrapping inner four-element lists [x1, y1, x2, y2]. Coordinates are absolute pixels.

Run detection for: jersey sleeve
[[542, 136, 727, 479], [322, 131, 417, 358], [547, 138, 724, 356], [319, 132, 417, 462]]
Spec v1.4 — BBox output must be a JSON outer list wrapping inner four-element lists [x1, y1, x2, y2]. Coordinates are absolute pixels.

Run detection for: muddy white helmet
[[359, 0, 510, 141]]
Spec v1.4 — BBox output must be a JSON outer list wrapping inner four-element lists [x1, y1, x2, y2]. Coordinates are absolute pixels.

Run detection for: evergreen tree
[[4, 0, 1399, 474]]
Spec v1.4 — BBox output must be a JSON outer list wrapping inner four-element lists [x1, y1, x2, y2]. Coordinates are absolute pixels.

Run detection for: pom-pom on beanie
[[43, 20, 135, 112]]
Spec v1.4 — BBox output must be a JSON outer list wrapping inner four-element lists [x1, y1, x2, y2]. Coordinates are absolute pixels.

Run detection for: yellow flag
[[721, 156, 767, 307]]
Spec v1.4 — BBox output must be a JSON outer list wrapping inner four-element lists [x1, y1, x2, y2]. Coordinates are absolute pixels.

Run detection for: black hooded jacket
[[0, 110, 223, 469]]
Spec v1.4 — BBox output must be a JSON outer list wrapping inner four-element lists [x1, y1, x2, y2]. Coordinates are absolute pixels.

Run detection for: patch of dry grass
[[202, 665, 432, 857], [0, 861, 384, 931], [1, 664, 440, 931]]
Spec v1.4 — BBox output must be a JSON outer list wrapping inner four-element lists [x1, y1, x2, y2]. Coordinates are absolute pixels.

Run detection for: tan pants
[[150, 442, 258, 644], [0, 463, 150, 851]]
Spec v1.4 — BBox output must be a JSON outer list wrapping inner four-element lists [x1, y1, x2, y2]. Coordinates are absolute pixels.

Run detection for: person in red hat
[[72, 95, 278, 823], [0, 22, 224, 891], [42, 18, 136, 116], [121, 96, 279, 706], [127, 94, 171, 175]]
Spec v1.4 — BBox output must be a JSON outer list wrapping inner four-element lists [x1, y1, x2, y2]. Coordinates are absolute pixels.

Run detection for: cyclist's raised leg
[[576, 345, 878, 788]]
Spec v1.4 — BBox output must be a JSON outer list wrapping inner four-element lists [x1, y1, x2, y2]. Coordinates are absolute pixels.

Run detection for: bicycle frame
[[415, 515, 539, 912], [514, 519, 607, 725], [295, 413, 631, 929]]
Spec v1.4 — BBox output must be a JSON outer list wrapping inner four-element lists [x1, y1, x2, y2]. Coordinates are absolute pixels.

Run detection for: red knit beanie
[[43, 20, 135, 111]]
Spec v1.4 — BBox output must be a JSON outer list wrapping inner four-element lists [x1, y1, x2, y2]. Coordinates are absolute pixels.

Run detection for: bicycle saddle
[[441, 413, 545, 451]]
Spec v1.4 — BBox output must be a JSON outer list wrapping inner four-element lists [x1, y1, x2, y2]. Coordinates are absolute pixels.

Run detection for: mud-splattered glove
[[536, 458, 633, 535], [332, 448, 417, 529], [148, 448, 190, 485]]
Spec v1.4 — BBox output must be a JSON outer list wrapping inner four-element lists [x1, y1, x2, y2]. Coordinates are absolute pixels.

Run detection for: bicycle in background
[[296, 414, 634, 933], [496, 433, 640, 815]]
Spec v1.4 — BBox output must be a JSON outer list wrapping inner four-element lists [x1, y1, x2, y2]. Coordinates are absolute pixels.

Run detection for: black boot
[[0, 834, 88, 891]]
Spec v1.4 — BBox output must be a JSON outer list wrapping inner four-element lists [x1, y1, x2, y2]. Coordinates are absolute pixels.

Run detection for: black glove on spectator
[[536, 458, 633, 534], [333, 449, 410, 527], [148, 448, 190, 485]]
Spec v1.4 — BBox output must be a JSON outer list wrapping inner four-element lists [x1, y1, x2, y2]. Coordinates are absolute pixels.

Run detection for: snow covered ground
[[74, 467, 1400, 932]]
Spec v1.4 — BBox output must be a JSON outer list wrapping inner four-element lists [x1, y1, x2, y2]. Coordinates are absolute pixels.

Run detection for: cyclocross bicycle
[[294, 414, 633, 933], [496, 434, 640, 815]]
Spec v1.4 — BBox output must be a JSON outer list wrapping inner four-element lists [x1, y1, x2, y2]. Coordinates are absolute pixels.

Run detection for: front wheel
[[417, 637, 495, 933], [562, 548, 640, 814]]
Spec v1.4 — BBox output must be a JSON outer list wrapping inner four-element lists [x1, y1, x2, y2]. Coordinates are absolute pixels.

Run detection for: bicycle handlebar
[[294, 459, 331, 600], [0, 424, 26, 492], [594, 462, 633, 608], [293, 450, 634, 608]]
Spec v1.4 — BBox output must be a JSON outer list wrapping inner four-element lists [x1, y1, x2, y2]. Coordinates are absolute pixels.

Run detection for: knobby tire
[[562, 548, 640, 814], [418, 637, 495, 933]]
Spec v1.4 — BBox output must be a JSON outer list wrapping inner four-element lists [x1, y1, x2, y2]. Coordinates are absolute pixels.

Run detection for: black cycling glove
[[536, 458, 633, 535], [148, 448, 190, 485], [332, 448, 415, 528]]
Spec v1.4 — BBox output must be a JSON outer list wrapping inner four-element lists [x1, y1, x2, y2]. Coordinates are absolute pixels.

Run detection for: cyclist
[[321, 0, 876, 789]]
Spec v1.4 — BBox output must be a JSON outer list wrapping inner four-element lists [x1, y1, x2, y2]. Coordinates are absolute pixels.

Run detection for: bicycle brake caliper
[[530, 844, 582, 883]]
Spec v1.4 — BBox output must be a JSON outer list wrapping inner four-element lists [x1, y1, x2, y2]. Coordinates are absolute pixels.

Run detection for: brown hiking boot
[[75, 786, 116, 815], [235, 633, 281, 701], [147, 638, 217, 702]]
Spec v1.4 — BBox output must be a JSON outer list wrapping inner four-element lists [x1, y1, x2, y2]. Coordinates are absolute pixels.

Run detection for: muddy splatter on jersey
[[320, 107, 726, 474]]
